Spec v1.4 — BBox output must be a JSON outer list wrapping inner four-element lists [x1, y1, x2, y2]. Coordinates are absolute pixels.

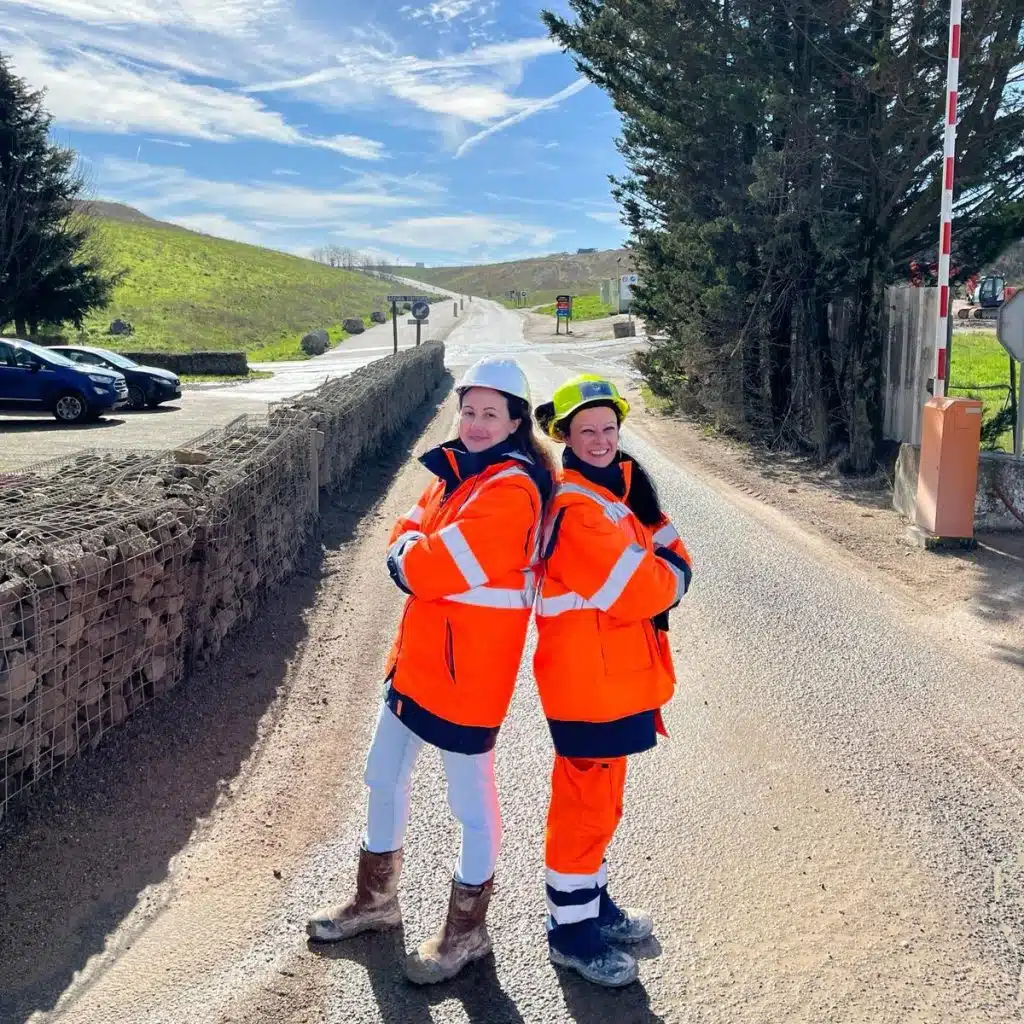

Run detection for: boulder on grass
[[370, 311, 387, 324], [342, 318, 366, 335], [300, 330, 330, 356]]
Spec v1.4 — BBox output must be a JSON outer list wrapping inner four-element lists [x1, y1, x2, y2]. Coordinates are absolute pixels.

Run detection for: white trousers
[[363, 703, 502, 885]]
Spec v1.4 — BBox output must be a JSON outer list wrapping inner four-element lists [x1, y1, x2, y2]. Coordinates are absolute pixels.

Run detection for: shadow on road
[[311, 928, 526, 1024], [0, 416, 126, 431], [555, 968, 668, 1024], [0, 376, 455, 1024]]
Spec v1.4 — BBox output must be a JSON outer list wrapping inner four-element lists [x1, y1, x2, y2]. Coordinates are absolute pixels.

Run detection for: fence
[[882, 285, 937, 446], [1, 342, 447, 821]]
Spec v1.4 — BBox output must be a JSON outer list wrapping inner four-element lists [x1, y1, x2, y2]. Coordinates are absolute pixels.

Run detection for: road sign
[[411, 300, 430, 321], [555, 295, 573, 319], [997, 288, 1024, 362], [386, 295, 430, 304], [407, 319, 430, 325], [620, 274, 639, 286]]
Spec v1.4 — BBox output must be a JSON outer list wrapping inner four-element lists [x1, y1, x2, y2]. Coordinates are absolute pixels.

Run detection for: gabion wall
[[0, 342, 447, 820]]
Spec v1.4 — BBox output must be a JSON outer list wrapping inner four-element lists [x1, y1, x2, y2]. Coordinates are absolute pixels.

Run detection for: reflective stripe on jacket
[[533, 461, 691, 735], [385, 442, 545, 737]]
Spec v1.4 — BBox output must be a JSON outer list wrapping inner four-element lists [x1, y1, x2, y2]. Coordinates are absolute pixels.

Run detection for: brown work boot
[[306, 847, 403, 942], [404, 876, 494, 984]]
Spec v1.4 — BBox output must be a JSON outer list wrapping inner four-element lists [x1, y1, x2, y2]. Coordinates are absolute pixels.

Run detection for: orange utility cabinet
[[914, 396, 983, 538]]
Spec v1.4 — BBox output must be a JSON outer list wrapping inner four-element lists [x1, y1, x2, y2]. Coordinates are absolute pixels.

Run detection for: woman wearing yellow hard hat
[[533, 374, 692, 987]]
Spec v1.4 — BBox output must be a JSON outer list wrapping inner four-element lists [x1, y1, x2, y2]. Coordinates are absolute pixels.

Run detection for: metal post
[[392, 300, 398, 355], [416, 320, 421, 347], [1016, 362, 1023, 457], [932, 0, 962, 398], [454, 302, 458, 317]]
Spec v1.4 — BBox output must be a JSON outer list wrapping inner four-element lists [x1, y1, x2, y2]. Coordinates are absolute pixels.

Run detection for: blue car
[[0, 337, 128, 423], [52, 345, 182, 411]]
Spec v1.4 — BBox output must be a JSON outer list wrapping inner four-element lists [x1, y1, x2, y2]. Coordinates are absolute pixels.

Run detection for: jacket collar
[[563, 449, 633, 499], [421, 437, 548, 499]]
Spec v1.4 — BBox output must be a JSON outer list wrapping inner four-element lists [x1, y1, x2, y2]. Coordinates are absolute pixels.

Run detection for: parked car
[[50, 345, 182, 410], [0, 338, 128, 423]]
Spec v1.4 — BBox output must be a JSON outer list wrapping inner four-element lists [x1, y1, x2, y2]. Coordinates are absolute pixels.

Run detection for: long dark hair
[[533, 398, 663, 526]]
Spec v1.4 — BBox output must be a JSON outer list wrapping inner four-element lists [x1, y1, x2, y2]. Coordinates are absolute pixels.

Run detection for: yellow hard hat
[[545, 374, 630, 438]]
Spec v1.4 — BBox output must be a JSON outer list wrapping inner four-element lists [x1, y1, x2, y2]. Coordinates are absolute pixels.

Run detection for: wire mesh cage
[[1, 342, 447, 821], [1, 501, 194, 819]]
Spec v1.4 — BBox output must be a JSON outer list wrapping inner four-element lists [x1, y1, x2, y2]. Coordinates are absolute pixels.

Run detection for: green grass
[[180, 370, 274, 383], [949, 329, 1017, 451], [639, 383, 673, 414], [74, 218, 400, 360], [535, 294, 617, 321]]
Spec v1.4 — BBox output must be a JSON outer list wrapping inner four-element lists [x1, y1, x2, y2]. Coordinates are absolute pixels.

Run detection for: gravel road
[[1, 301, 1022, 1024]]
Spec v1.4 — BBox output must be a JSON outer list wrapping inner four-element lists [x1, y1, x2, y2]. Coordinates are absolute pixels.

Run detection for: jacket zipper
[[444, 620, 456, 682]]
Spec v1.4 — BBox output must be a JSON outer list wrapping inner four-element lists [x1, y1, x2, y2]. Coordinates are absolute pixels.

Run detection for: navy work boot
[[598, 887, 654, 945], [547, 917, 638, 987]]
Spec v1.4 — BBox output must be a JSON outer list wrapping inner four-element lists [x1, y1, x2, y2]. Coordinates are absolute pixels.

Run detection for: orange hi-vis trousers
[[544, 755, 627, 926]]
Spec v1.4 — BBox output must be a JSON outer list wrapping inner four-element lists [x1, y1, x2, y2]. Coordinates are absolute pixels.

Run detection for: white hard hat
[[455, 357, 531, 404]]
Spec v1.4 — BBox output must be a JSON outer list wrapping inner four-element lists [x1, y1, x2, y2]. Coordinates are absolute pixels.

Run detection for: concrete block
[[893, 443, 1024, 532]]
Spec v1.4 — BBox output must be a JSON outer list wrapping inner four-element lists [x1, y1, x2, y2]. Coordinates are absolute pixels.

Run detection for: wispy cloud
[[100, 159, 420, 224], [456, 77, 589, 157], [587, 211, 621, 224], [335, 214, 557, 252], [4, 41, 386, 157]]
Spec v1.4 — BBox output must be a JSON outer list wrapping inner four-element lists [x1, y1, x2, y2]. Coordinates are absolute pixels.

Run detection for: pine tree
[[544, 0, 1024, 469], [0, 53, 120, 335]]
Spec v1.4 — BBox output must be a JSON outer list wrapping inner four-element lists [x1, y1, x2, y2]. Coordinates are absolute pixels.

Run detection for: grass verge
[[535, 294, 616, 321], [949, 330, 1017, 452], [180, 371, 274, 384]]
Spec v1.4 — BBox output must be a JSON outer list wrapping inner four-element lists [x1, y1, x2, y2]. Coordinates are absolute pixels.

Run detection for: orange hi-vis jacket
[[384, 441, 547, 750], [533, 460, 691, 746]]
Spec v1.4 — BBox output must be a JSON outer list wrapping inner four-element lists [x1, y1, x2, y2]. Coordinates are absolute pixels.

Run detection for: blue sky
[[0, 0, 629, 265]]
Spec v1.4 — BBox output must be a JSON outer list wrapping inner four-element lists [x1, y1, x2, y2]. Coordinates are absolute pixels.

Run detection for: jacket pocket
[[444, 619, 457, 682], [599, 620, 654, 676]]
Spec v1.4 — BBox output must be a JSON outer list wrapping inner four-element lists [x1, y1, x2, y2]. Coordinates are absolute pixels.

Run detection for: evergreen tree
[[0, 53, 120, 335], [544, 0, 1024, 469]]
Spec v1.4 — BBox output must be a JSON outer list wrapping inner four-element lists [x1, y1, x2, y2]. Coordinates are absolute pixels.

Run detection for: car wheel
[[128, 383, 147, 410], [53, 391, 89, 424]]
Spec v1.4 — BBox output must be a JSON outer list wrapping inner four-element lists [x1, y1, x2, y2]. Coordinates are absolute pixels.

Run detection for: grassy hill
[[395, 249, 635, 308], [71, 205, 404, 361]]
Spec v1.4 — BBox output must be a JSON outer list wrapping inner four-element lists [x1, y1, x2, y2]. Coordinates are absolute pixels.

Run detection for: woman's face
[[567, 405, 619, 468], [459, 387, 521, 453]]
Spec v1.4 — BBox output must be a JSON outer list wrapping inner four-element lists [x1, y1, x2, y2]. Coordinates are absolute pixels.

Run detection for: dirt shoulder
[[625, 385, 1023, 663]]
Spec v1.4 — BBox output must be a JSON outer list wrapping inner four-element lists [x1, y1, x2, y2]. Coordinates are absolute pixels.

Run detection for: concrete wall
[[123, 352, 249, 376], [893, 443, 1024, 531]]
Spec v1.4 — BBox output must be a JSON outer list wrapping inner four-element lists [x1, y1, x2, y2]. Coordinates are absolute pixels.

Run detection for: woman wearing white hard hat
[[308, 356, 554, 985]]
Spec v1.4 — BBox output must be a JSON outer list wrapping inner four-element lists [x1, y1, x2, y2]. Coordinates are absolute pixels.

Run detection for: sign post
[[410, 299, 430, 348], [387, 295, 430, 354], [996, 289, 1024, 456], [619, 274, 639, 318], [555, 295, 573, 336]]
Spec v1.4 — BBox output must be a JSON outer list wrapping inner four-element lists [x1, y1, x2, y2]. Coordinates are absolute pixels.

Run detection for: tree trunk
[[14, 317, 27, 337]]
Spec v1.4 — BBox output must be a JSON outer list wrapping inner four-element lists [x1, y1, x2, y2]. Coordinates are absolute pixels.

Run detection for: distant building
[[416, 262, 425, 268], [577, 247, 598, 254]]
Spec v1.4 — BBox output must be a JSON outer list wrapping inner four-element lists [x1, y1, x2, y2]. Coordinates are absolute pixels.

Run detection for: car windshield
[[15, 339, 77, 369], [89, 348, 138, 370]]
